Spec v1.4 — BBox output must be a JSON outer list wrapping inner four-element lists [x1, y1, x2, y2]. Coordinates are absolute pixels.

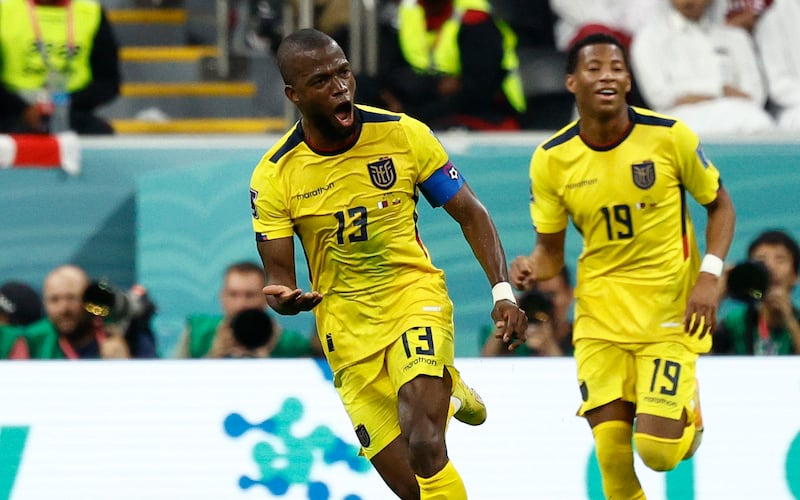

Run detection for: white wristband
[[492, 282, 517, 304], [699, 254, 724, 277]]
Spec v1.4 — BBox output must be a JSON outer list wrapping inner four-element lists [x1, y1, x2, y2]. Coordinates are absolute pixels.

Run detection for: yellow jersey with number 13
[[250, 105, 465, 371]]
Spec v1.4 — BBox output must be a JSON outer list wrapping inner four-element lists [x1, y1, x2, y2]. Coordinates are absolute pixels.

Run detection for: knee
[[407, 434, 445, 461], [407, 432, 447, 476], [634, 432, 683, 472]]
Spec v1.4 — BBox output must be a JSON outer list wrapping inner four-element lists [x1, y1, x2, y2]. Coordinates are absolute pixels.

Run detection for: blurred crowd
[[242, 0, 800, 133], [3, 0, 800, 134], [1, 226, 797, 360]]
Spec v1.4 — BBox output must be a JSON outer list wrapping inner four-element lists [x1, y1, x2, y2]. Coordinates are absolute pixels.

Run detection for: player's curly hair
[[566, 33, 629, 74]]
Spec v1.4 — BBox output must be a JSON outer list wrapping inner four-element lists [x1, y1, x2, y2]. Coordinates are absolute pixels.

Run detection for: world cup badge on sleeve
[[367, 157, 397, 190], [631, 160, 655, 189]]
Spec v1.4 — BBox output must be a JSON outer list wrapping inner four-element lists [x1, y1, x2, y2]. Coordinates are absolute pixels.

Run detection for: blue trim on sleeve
[[419, 161, 465, 207]]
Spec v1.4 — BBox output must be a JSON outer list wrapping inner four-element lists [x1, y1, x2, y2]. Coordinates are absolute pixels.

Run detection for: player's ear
[[284, 85, 299, 104], [565, 74, 576, 94]]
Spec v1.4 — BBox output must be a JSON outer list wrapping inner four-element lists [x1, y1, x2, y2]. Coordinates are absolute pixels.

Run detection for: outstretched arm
[[257, 237, 322, 315], [443, 183, 528, 346], [685, 186, 736, 336]]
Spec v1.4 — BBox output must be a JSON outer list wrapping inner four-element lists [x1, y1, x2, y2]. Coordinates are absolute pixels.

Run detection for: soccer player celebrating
[[249, 28, 528, 499], [510, 33, 736, 499]]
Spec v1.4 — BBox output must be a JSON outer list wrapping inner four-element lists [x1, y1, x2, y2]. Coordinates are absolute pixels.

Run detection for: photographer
[[24, 265, 158, 359], [175, 261, 320, 359], [713, 230, 800, 355]]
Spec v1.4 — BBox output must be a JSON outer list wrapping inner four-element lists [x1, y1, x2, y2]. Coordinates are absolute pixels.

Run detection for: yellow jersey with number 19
[[529, 107, 721, 352], [250, 105, 465, 371]]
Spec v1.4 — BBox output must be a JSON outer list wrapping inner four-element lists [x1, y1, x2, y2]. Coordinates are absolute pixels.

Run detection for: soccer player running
[[249, 29, 528, 499], [510, 33, 736, 499]]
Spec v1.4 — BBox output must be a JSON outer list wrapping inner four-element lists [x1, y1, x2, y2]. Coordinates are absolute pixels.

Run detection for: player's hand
[[491, 300, 529, 351], [684, 273, 719, 339], [510, 255, 536, 290], [263, 284, 322, 315]]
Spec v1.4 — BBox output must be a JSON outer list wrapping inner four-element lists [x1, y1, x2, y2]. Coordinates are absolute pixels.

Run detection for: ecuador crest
[[631, 160, 655, 189], [367, 157, 397, 190]]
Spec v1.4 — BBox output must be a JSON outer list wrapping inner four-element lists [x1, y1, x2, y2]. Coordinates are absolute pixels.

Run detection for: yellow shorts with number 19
[[333, 325, 459, 459], [574, 338, 697, 420]]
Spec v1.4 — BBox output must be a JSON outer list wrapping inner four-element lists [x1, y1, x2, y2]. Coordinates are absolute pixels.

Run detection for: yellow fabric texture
[[634, 424, 696, 472], [592, 421, 645, 500], [250, 106, 455, 373], [530, 107, 721, 351], [416, 459, 467, 500]]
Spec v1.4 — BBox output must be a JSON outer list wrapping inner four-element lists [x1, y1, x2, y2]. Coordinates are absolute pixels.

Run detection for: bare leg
[[370, 435, 420, 500], [398, 371, 452, 477]]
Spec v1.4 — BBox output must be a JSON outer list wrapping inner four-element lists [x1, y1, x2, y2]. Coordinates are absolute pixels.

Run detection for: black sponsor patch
[[355, 424, 371, 447], [367, 157, 397, 190], [632, 160, 655, 189], [579, 380, 589, 402]]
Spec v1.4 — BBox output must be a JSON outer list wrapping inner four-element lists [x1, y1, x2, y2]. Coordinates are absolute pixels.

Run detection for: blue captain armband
[[419, 161, 466, 207]]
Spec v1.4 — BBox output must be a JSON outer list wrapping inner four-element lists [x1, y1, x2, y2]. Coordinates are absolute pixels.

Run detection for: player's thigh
[[634, 341, 697, 437], [387, 325, 456, 428], [574, 338, 637, 421], [334, 349, 402, 460]]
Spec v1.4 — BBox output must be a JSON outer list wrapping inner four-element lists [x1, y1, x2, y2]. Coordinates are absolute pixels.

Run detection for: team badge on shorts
[[367, 157, 397, 190], [355, 424, 371, 447], [632, 160, 656, 189], [579, 380, 589, 402]]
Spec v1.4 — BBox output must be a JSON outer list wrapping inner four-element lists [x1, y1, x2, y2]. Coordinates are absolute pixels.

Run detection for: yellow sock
[[592, 421, 645, 500], [416, 459, 467, 500], [634, 424, 695, 472]]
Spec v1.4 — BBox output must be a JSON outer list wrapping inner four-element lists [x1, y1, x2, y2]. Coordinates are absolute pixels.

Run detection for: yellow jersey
[[529, 107, 721, 350], [250, 105, 465, 371]]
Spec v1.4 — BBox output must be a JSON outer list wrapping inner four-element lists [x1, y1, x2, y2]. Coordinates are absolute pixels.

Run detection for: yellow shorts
[[574, 338, 697, 421], [333, 326, 458, 459]]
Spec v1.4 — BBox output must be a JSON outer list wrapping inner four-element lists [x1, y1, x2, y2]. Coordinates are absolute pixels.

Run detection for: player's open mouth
[[334, 102, 354, 127]]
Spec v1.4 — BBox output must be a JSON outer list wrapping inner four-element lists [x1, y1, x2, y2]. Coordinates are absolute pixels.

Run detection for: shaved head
[[44, 265, 89, 296], [43, 264, 91, 337], [276, 28, 340, 85]]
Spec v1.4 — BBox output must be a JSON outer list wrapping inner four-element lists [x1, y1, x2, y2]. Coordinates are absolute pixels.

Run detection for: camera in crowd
[[518, 288, 554, 325], [230, 308, 274, 352], [725, 260, 770, 304], [83, 280, 156, 334]]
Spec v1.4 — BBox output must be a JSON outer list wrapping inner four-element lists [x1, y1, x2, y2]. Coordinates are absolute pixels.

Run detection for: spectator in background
[[245, 0, 351, 53], [714, 229, 800, 354], [753, 0, 800, 131], [360, 0, 527, 131], [709, 0, 773, 33], [175, 261, 321, 359], [549, 0, 663, 52], [0, 0, 120, 135], [481, 266, 574, 356], [631, 0, 775, 135], [0, 281, 43, 359], [25, 265, 158, 359]]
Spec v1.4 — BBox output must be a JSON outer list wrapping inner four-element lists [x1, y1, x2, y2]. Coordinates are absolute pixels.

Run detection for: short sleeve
[[673, 121, 721, 206], [402, 115, 450, 184], [529, 146, 569, 234], [250, 159, 294, 241]]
